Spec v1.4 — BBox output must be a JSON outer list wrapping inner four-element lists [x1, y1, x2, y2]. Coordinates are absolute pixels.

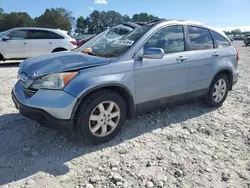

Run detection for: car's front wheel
[[75, 90, 127, 144], [205, 74, 229, 107]]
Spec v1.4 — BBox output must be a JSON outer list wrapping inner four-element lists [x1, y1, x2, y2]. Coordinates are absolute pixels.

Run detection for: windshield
[[75, 25, 153, 58]]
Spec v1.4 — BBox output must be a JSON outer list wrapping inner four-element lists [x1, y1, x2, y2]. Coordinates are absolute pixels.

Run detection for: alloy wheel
[[212, 79, 227, 102], [89, 101, 121, 137]]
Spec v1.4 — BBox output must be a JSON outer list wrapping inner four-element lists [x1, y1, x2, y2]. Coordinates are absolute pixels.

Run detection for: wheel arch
[[71, 83, 135, 122], [52, 47, 67, 53], [211, 69, 233, 90]]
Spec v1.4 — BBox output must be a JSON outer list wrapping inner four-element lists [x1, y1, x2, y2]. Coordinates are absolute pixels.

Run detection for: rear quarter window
[[50, 32, 64, 39], [211, 31, 231, 48]]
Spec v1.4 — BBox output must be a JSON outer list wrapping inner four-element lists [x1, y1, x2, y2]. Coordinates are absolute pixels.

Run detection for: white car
[[0, 27, 77, 61]]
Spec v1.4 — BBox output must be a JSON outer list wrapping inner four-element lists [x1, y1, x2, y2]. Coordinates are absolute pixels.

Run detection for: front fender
[[64, 71, 135, 99]]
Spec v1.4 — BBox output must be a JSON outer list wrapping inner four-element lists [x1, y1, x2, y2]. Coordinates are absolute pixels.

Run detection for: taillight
[[70, 41, 77, 46], [233, 43, 240, 60]]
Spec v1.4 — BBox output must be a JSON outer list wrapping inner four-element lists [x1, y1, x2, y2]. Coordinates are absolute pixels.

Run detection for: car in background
[[244, 34, 250, 46], [0, 27, 77, 61], [233, 35, 245, 41], [77, 22, 143, 48], [74, 22, 144, 51], [77, 35, 96, 47], [12, 19, 239, 144], [228, 36, 234, 42]]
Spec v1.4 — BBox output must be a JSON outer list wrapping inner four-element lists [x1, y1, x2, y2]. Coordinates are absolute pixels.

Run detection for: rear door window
[[187, 26, 214, 50], [211, 31, 231, 48], [29, 30, 52, 39]]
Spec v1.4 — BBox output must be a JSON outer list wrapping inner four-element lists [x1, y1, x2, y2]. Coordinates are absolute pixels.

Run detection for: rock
[[90, 176, 101, 183], [116, 181, 123, 186], [97, 166, 103, 172], [110, 161, 119, 168], [118, 148, 128, 154], [146, 161, 152, 167], [112, 173, 123, 182], [22, 147, 30, 152], [112, 167, 118, 172], [174, 169, 183, 177], [222, 172, 230, 182], [238, 172, 248, 180], [205, 168, 212, 173], [198, 126, 211, 135], [146, 181, 154, 188], [212, 155, 219, 160], [31, 151, 39, 156], [156, 180, 164, 188], [156, 153, 164, 160], [26, 179, 35, 185], [86, 183, 94, 188], [86, 168, 93, 173]]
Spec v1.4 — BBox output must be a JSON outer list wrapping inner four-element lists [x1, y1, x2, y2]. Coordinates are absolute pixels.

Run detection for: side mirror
[[2, 36, 10, 41], [144, 48, 164, 59]]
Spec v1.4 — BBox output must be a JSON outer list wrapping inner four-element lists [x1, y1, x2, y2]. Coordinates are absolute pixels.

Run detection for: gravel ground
[[0, 41, 249, 188]]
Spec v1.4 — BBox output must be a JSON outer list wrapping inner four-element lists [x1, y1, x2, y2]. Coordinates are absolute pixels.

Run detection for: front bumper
[[12, 81, 77, 129]]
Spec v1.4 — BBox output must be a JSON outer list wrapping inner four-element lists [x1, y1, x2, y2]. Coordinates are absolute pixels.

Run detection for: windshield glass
[[75, 24, 153, 58]]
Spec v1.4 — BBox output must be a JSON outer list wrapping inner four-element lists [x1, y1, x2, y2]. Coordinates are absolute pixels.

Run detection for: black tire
[[205, 74, 229, 107], [75, 89, 127, 144]]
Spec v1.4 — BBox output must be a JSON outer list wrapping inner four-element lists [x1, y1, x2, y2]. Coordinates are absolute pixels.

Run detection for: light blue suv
[[12, 19, 239, 144]]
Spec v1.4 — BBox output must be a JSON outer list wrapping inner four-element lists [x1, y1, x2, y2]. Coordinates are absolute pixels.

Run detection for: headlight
[[30, 72, 78, 90]]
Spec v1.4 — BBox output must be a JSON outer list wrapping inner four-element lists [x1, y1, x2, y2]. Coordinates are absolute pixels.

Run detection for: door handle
[[24, 42, 27, 45], [212, 52, 220, 57], [176, 56, 188, 62], [49, 42, 52, 44]]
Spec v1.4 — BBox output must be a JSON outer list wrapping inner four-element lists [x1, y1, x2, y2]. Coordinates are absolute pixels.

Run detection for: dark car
[[244, 35, 250, 46]]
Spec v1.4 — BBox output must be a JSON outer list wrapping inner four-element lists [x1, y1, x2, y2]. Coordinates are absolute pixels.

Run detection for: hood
[[20, 52, 111, 78]]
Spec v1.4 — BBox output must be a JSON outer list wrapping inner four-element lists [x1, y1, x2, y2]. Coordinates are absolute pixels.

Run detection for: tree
[[0, 12, 35, 31], [122, 14, 130, 22], [87, 10, 104, 34], [0, 7, 4, 14], [0, 7, 4, 23], [75, 16, 88, 34], [132, 13, 159, 22], [231, 29, 242, 35], [35, 8, 74, 31]]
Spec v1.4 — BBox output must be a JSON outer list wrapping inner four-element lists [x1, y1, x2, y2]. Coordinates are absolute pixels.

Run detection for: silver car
[[12, 19, 239, 144]]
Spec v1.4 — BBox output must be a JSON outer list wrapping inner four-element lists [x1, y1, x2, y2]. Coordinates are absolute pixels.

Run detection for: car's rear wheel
[[205, 74, 229, 107], [75, 90, 127, 144]]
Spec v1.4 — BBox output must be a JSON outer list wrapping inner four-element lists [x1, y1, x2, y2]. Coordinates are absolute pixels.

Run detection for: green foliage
[[0, 7, 160, 34], [0, 7, 4, 14], [0, 12, 35, 31], [75, 11, 159, 34], [132, 12, 159, 22], [75, 16, 88, 34], [231, 29, 242, 35], [35, 8, 75, 31], [122, 14, 130, 22]]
